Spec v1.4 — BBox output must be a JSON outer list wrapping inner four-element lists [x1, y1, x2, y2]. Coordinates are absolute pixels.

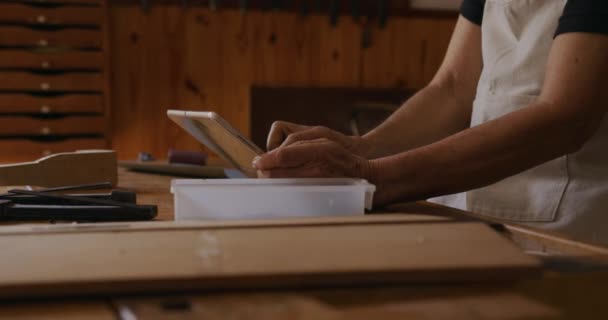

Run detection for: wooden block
[[0, 222, 540, 299], [0, 150, 117, 187]]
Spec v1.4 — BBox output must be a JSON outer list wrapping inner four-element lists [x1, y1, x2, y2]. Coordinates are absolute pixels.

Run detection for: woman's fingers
[[257, 166, 324, 178], [280, 126, 335, 148], [266, 121, 311, 151], [254, 142, 322, 170], [254, 138, 370, 180]]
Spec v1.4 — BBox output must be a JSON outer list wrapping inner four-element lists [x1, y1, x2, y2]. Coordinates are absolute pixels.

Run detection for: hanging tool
[[316, 0, 324, 12], [351, 0, 361, 21], [378, 0, 388, 28], [329, 0, 339, 26], [141, 0, 150, 13], [271, 0, 282, 11], [209, 0, 219, 11], [361, 16, 373, 49], [298, 0, 309, 17]]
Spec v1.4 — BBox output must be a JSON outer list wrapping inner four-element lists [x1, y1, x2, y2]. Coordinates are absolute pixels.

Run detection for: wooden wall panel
[[109, 6, 457, 160]]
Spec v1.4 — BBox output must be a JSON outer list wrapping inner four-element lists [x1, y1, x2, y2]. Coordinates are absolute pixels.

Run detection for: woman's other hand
[[266, 121, 371, 157], [254, 138, 372, 179]]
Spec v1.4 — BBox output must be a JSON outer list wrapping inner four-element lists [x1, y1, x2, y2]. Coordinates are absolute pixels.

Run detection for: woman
[[253, 0, 608, 244]]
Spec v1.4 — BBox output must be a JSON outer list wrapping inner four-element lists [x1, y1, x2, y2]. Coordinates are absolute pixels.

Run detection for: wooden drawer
[[0, 3, 102, 26], [0, 94, 103, 114], [0, 50, 103, 70], [0, 26, 101, 49], [0, 116, 106, 136], [0, 72, 102, 92], [0, 137, 107, 163]]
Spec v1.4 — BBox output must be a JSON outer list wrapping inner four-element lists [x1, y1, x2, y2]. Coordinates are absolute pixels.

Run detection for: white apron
[[430, 0, 608, 245]]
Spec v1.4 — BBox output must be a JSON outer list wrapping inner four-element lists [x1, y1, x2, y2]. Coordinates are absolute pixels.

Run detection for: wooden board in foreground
[[0, 222, 540, 299]]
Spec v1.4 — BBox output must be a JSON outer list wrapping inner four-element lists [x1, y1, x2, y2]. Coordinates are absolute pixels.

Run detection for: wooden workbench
[[1, 168, 607, 319]]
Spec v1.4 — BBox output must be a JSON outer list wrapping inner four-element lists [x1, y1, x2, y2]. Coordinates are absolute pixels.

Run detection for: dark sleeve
[[556, 0, 608, 36], [460, 0, 485, 26]]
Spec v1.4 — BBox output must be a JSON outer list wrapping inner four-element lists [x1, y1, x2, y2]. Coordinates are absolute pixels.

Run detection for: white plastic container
[[171, 178, 376, 221]]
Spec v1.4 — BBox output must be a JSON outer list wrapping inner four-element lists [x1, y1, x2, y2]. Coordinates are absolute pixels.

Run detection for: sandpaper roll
[[168, 149, 208, 166]]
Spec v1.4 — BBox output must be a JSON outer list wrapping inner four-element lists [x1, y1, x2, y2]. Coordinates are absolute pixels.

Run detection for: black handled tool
[[298, 0, 309, 17], [351, 0, 361, 21], [329, 0, 339, 26], [0, 190, 157, 222], [141, 0, 150, 12], [362, 22, 372, 48], [209, 0, 219, 11], [0, 200, 157, 222], [0, 190, 136, 206], [271, 0, 280, 10], [378, 0, 388, 28]]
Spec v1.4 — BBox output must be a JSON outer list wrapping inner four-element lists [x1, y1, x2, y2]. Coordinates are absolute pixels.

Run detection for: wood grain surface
[[108, 6, 456, 160]]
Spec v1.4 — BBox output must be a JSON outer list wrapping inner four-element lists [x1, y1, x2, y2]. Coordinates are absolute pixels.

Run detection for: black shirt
[[460, 0, 608, 36]]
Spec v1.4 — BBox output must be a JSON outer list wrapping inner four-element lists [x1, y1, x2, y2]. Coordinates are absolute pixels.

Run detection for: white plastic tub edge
[[171, 178, 376, 221]]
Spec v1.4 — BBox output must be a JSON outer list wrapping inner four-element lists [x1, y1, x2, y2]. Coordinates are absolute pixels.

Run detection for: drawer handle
[[41, 61, 51, 69], [41, 127, 51, 135], [40, 82, 50, 90], [40, 105, 51, 114], [38, 39, 48, 47], [36, 15, 47, 24]]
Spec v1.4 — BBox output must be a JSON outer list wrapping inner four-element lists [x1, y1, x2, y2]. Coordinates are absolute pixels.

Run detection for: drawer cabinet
[[0, 0, 109, 162], [0, 2, 102, 26], [0, 72, 103, 92], [0, 116, 106, 136], [0, 50, 103, 70], [0, 94, 103, 114], [0, 26, 102, 49]]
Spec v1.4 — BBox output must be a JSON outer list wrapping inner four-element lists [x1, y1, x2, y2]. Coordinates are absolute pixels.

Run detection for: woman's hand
[[254, 138, 372, 179], [266, 121, 371, 157]]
